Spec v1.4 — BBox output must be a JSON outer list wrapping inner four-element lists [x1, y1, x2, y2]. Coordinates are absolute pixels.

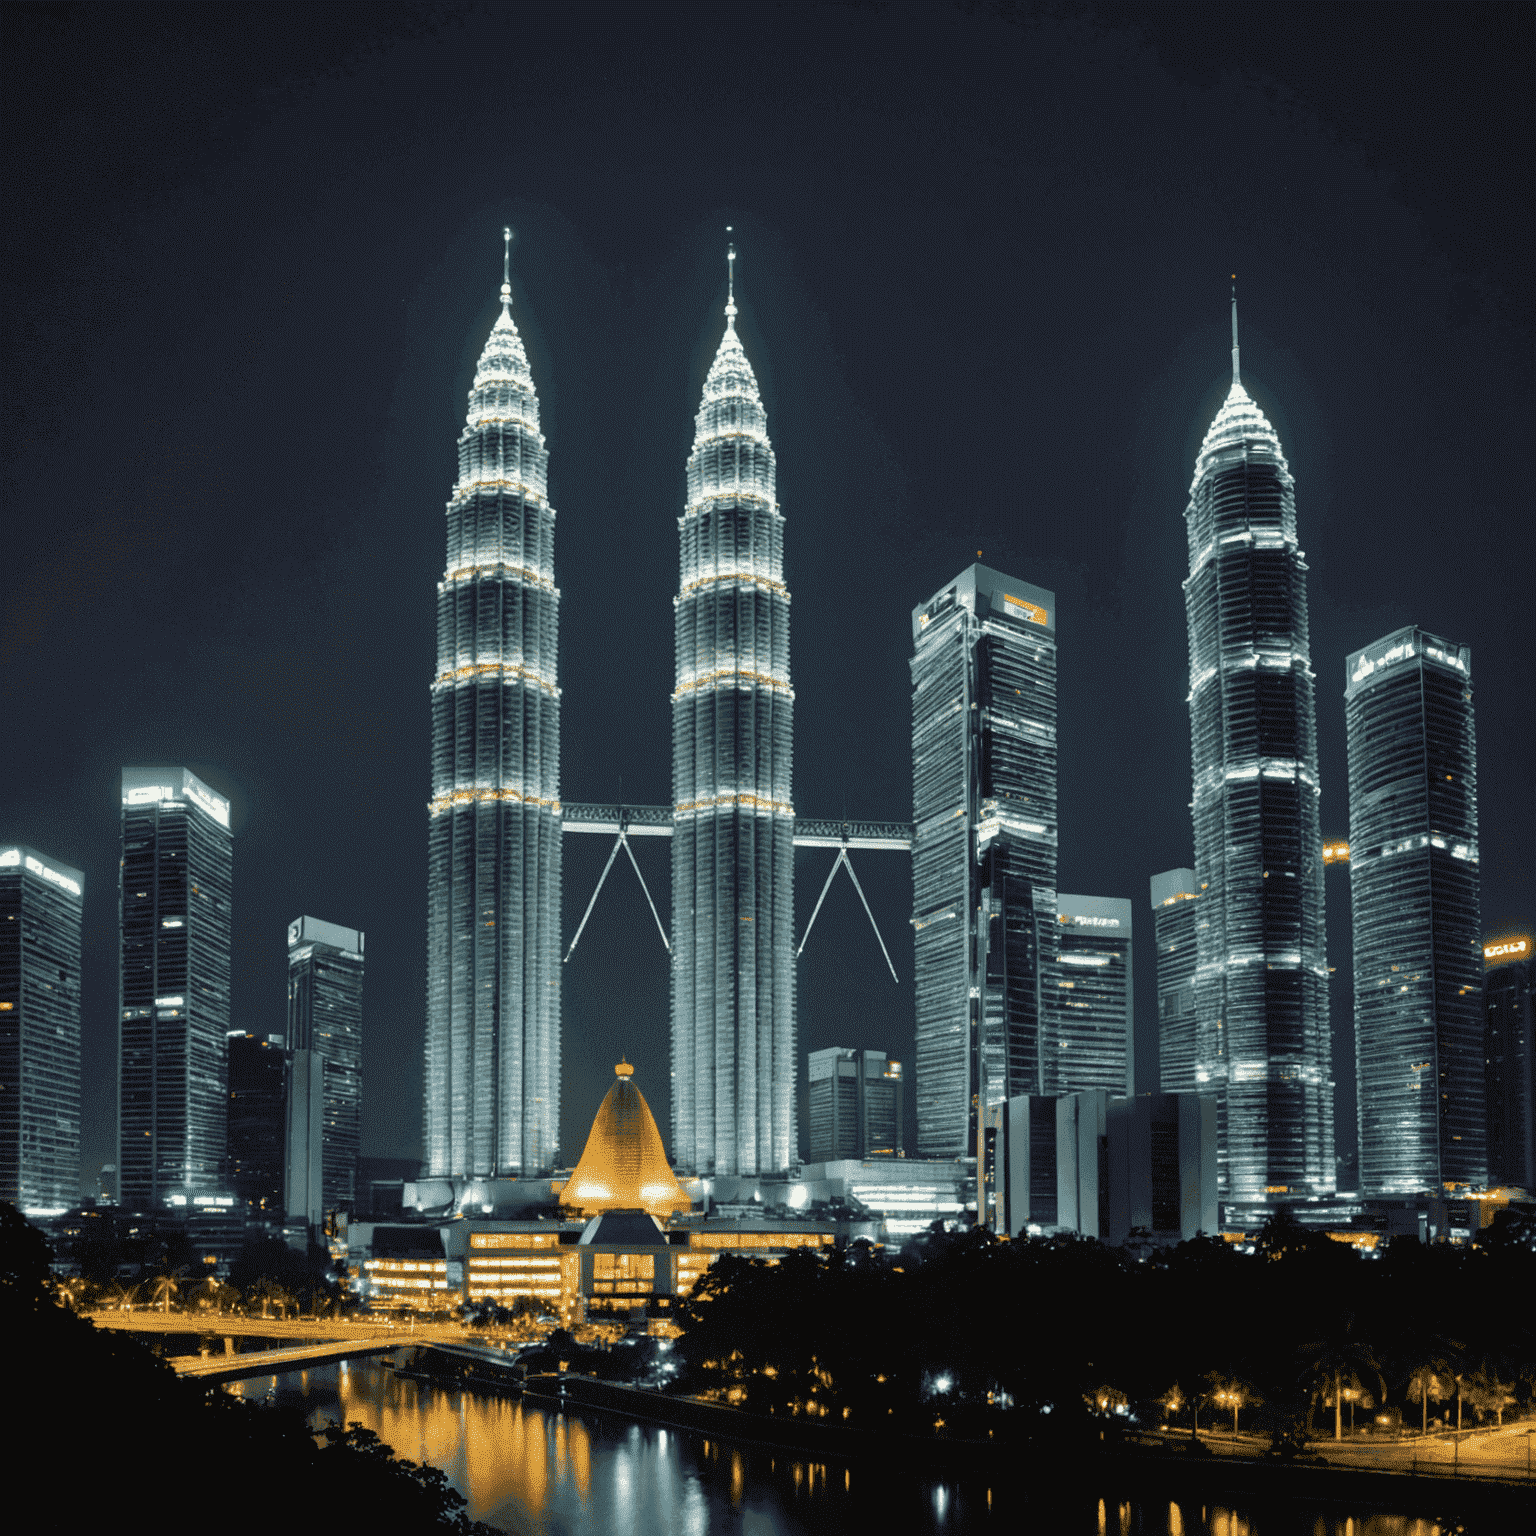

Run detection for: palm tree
[[1402, 1337, 1462, 1436], [149, 1269, 188, 1314], [1464, 1365, 1516, 1428], [1206, 1372, 1260, 1436], [1302, 1316, 1384, 1442]]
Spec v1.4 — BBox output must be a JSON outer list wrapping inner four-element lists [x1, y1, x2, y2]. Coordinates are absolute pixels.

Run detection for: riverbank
[[511, 1372, 1532, 1523]]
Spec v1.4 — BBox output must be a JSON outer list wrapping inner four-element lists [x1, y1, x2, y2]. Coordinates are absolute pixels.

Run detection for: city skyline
[[3, 6, 1529, 1187]]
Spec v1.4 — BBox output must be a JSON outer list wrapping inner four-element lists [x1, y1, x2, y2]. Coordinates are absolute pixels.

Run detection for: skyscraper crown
[[1190, 380, 1288, 491]]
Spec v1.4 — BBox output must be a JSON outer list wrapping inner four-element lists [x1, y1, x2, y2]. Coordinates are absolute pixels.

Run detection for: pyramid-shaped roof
[[561, 1062, 692, 1220]]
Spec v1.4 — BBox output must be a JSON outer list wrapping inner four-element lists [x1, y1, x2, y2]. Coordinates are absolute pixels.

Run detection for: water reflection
[[232, 1357, 1449, 1536]]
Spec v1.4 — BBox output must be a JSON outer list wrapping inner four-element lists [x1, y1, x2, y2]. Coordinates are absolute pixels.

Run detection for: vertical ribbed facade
[[1484, 941, 1534, 1191], [1151, 869, 1200, 1095], [118, 768, 232, 1208], [1184, 310, 1332, 1205], [0, 845, 83, 1213], [425, 255, 561, 1179], [911, 565, 1057, 1161], [671, 269, 795, 1177], [1345, 626, 1484, 1194], [287, 915, 364, 1212]]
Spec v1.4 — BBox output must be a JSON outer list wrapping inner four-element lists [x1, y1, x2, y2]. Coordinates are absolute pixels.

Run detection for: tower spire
[[1230, 275, 1240, 385], [501, 227, 513, 310], [725, 228, 737, 328]]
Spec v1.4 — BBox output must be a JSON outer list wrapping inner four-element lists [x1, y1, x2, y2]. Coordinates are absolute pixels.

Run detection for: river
[[226, 1354, 1449, 1534]]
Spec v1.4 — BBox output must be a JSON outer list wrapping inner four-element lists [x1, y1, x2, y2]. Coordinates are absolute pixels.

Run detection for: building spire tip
[[1230, 276, 1241, 385], [501, 228, 512, 307], [725, 230, 737, 325]]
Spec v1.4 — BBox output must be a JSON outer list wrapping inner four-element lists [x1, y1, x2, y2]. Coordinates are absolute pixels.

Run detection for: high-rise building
[[227, 1031, 285, 1215], [1151, 869, 1200, 1095], [807, 1048, 903, 1162], [118, 768, 233, 1209], [671, 248, 795, 1177], [1183, 298, 1331, 1205], [425, 232, 561, 1180], [911, 563, 1058, 1162], [1051, 895, 1134, 1096], [1484, 934, 1534, 1191], [0, 845, 83, 1213], [287, 916, 364, 1215], [1346, 626, 1484, 1195]]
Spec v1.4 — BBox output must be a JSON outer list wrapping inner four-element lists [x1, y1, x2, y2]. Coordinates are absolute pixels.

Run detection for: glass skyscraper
[[0, 844, 83, 1213], [671, 249, 796, 1177], [1484, 934, 1534, 1191], [911, 563, 1057, 1161], [1184, 299, 1332, 1205], [425, 234, 561, 1180], [807, 1047, 903, 1162], [287, 915, 364, 1213], [118, 767, 233, 1209], [1151, 869, 1199, 1095], [1346, 626, 1484, 1194], [1051, 895, 1134, 1096], [226, 1031, 285, 1215]]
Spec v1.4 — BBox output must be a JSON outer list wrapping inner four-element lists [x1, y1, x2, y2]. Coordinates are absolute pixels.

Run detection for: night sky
[[3, 3, 1530, 1194]]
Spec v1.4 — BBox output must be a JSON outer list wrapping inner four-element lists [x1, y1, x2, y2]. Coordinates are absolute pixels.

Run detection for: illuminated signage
[[1485, 937, 1531, 965], [1322, 842, 1350, 865], [183, 779, 231, 828], [1003, 592, 1049, 626], [0, 848, 19, 867], [1060, 913, 1121, 927], [122, 775, 230, 828], [124, 784, 174, 806]]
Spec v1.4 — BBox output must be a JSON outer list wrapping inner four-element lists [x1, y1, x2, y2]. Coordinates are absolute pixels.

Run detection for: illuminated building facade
[[671, 248, 795, 1177], [0, 845, 83, 1213], [1346, 626, 1484, 1195], [118, 768, 233, 1209], [1484, 936, 1534, 1190], [1151, 869, 1200, 1094], [425, 233, 561, 1181], [287, 916, 364, 1214], [226, 1031, 285, 1214], [807, 1048, 903, 1161], [1183, 300, 1331, 1205], [1051, 896, 1134, 1096], [911, 563, 1058, 1161]]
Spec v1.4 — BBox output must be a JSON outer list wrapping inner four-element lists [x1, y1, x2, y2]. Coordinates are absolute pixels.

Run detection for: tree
[[1302, 1316, 1384, 1441]]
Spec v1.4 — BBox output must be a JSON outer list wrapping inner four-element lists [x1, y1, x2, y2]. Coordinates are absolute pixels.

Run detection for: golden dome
[[561, 1062, 692, 1219]]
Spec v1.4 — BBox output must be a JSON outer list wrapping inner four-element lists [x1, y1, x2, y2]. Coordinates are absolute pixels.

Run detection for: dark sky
[[3, 2, 1531, 1192]]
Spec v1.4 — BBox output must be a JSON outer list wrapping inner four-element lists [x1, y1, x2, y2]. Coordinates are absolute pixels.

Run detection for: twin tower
[[423, 237, 793, 1184]]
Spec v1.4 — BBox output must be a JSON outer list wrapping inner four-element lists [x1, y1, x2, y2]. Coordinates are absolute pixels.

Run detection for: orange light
[[1322, 842, 1350, 865], [1003, 593, 1049, 626], [1484, 936, 1531, 966]]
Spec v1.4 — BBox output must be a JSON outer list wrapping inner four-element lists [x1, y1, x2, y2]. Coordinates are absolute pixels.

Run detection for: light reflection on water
[[228, 1357, 1445, 1536]]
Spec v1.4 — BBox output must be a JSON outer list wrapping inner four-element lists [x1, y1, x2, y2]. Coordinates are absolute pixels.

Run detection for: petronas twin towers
[[424, 237, 794, 1182]]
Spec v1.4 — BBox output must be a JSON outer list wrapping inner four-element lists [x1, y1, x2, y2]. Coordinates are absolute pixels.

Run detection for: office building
[[1183, 297, 1331, 1204], [118, 768, 233, 1209], [226, 1031, 285, 1215], [425, 232, 562, 1180], [1051, 895, 1134, 1095], [807, 1047, 903, 1162], [1346, 626, 1485, 1194], [992, 1088, 1216, 1245], [0, 845, 83, 1213], [671, 247, 796, 1176], [286, 915, 364, 1216], [1151, 870, 1200, 1094], [1485, 935, 1534, 1190], [911, 563, 1057, 1166]]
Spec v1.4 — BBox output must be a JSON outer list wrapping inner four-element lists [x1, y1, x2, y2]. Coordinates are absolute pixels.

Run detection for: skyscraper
[[1183, 298, 1332, 1205], [0, 845, 83, 1213], [1346, 626, 1484, 1195], [227, 1031, 285, 1215], [671, 248, 795, 1177], [911, 564, 1058, 1161], [1484, 933, 1534, 1191], [1151, 869, 1200, 1095], [118, 768, 233, 1209], [425, 232, 561, 1181], [807, 1047, 903, 1161], [1051, 895, 1134, 1096], [287, 916, 364, 1214]]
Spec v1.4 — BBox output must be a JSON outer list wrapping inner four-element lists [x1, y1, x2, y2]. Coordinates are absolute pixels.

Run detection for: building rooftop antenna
[[501, 227, 513, 309], [726, 227, 737, 326], [1230, 273, 1240, 385]]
